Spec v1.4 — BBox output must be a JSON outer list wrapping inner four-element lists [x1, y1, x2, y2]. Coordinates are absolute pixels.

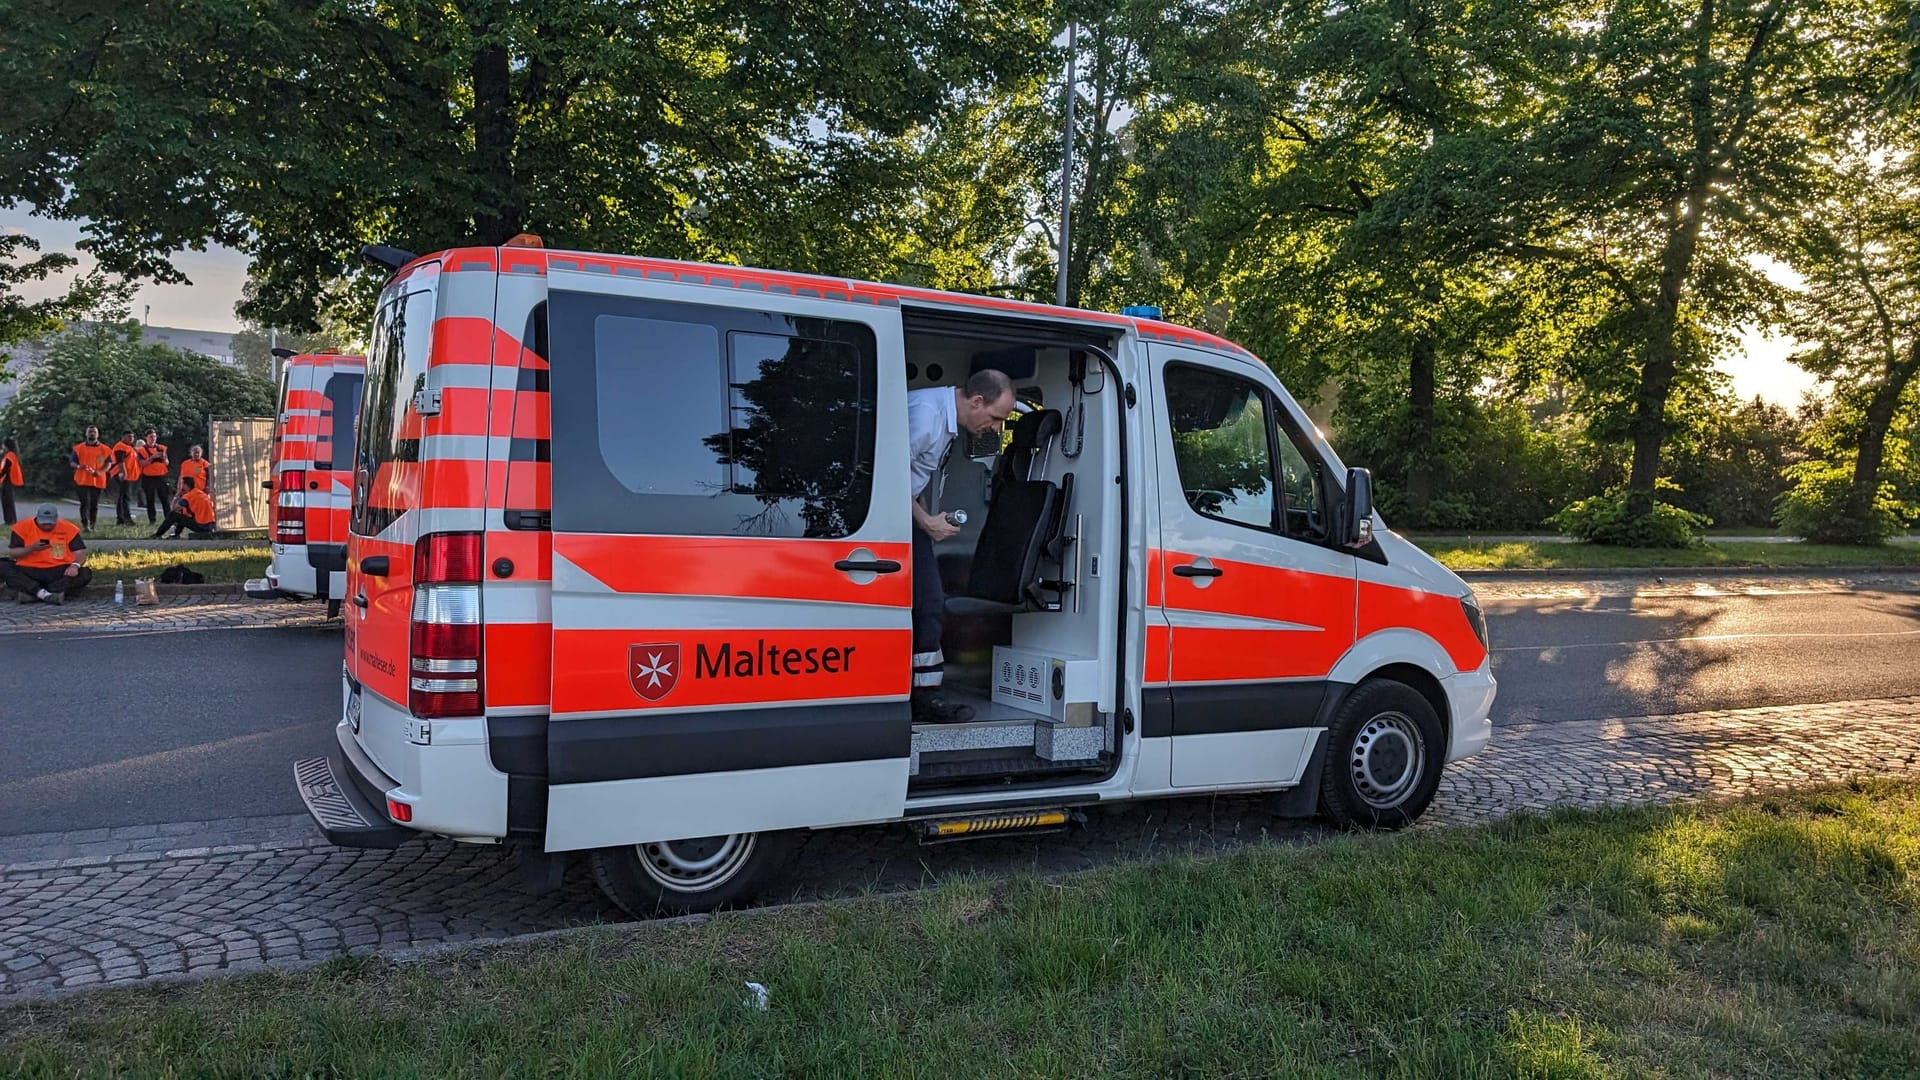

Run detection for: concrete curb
[[1453, 564, 1920, 580]]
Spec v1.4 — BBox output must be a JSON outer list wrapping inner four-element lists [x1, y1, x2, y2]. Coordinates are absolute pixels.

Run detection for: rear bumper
[[293, 750, 413, 849], [268, 544, 320, 598]]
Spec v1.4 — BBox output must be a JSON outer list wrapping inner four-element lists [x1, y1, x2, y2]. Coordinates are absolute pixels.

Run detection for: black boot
[[912, 689, 975, 724]]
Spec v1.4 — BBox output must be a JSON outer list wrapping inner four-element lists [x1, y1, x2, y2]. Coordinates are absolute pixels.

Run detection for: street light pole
[[1056, 21, 1077, 309]]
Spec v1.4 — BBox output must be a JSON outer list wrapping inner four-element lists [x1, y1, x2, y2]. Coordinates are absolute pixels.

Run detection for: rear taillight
[[409, 532, 482, 719], [274, 470, 307, 544]]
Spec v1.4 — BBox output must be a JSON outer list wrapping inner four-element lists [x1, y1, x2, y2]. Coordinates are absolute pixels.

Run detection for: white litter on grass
[[743, 982, 770, 1011]]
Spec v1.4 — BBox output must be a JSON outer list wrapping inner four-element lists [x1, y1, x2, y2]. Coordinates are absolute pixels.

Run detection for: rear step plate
[[294, 754, 412, 849], [917, 808, 1082, 844]]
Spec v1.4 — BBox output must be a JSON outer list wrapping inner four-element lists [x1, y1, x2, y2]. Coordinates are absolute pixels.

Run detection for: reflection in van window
[[553, 291, 877, 539], [593, 316, 726, 495], [1165, 365, 1275, 531], [353, 286, 435, 534]]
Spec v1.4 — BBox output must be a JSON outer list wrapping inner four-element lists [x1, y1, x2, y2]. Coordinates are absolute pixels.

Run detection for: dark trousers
[[0, 484, 14, 525], [113, 478, 136, 524], [911, 529, 946, 693], [1, 561, 92, 596], [140, 476, 168, 521], [154, 512, 214, 538], [74, 485, 102, 529]]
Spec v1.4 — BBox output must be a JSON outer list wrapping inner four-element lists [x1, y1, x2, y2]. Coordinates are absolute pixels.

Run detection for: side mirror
[[1343, 467, 1374, 548]]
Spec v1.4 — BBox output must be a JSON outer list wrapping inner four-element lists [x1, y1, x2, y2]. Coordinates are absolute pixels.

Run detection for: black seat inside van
[[947, 408, 1076, 615]]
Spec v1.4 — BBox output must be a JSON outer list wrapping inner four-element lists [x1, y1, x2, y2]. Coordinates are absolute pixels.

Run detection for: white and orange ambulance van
[[295, 240, 1495, 916], [247, 349, 366, 618]]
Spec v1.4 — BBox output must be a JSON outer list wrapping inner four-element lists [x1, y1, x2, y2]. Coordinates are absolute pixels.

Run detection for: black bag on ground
[[158, 564, 206, 585]]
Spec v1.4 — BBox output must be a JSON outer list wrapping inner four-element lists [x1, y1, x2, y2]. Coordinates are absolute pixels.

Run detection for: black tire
[[589, 831, 795, 918], [325, 598, 343, 619], [1318, 678, 1445, 830]]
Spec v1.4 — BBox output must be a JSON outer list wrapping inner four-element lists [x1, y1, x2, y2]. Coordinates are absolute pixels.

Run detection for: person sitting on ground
[[3, 504, 91, 605], [153, 476, 217, 539]]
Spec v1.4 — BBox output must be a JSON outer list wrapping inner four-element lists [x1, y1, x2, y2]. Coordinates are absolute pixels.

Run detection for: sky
[[3, 207, 1824, 406]]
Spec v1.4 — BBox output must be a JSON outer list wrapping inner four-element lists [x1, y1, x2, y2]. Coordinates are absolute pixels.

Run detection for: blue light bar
[[1120, 305, 1163, 319]]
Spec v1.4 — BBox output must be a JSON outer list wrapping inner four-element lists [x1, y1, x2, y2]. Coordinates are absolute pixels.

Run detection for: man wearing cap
[[2, 505, 92, 605]]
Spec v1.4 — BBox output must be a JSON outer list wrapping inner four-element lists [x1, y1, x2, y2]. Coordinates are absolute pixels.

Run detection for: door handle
[[360, 555, 390, 576], [834, 558, 903, 574], [352, 592, 369, 609], [1172, 562, 1222, 579]]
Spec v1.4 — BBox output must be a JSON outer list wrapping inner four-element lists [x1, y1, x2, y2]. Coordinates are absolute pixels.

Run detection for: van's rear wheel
[[1319, 679, 1444, 830], [589, 831, 793, 917]]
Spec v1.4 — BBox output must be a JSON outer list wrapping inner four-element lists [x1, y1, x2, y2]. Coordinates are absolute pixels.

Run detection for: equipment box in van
[[246, 350, 366, 618], [295, 240, 1496, 916]]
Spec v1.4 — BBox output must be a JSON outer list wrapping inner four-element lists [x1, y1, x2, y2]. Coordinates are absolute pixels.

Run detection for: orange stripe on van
[[445, 248, 499, 273], [428, 316, 495, 368], [550, 627, 908, 715], [421, 458, 489, 509], [556, 536, 912, 608], [1143, 623, 1170, 686], [1358, 581, 1487, 672], [1166, 627, 1351, 683], [485, 623, 551, 708], [485, 530, 551, 579], [1145, 548, 1163, 607], [1160, 554, 1355, 634]]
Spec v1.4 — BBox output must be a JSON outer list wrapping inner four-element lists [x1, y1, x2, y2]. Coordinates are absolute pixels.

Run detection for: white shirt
[[907, 386, 958, 500]]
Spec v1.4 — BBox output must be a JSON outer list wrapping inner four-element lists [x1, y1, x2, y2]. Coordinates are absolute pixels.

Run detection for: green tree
[[0, 323, 273, 496], [1776, 136, 1920, 542], [1499, 0, 1882, 534], [0, 233, 124, 370], [2, 0, 1053, 330]]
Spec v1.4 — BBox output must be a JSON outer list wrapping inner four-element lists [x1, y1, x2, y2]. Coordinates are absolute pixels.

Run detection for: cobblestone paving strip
[[4, 694, 1919, 1001]]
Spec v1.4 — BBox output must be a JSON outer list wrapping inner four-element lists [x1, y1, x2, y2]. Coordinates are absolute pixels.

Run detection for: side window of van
[[1166, 362, 1332, 544], [1273, 430, 1329, 542], [1165, 365, 1275, 531], [550, 292, 878, 539], [352, 287, 433, 534]]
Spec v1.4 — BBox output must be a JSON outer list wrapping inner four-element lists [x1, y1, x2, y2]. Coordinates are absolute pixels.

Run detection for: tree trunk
[[1405, 333, 1436, 521], [469, 41, 522, 246], [1851, 339, 1920, 519]]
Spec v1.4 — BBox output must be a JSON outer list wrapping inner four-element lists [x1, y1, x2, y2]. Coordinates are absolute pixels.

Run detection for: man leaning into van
[[908, 368, 1017, 724]]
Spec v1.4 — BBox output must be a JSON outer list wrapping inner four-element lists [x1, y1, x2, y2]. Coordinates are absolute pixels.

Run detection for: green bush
[[1776, 460, 1907, 545], [1549, 483, 1711, 547]]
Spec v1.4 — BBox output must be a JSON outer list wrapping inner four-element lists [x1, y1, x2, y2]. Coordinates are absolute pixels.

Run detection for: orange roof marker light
[[503, 233, 544, 248]]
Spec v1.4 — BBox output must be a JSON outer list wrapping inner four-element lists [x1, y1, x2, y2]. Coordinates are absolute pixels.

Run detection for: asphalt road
[[1, 625, 344, 836], [5, 585, 1920, 838]]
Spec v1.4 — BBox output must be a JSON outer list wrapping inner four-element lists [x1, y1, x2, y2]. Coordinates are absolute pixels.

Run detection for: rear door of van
[[541, 269, 913, 851], [344, 262, 440, 779]]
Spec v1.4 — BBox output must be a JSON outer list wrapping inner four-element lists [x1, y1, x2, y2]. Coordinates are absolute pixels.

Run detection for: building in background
[[0, 321, 239, 411]]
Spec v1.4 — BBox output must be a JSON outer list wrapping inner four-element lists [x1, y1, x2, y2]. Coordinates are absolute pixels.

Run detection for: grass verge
[[5, 781, 1918, 1077], [81, 546, 270, 584], [1425, 540, 1920, 571]]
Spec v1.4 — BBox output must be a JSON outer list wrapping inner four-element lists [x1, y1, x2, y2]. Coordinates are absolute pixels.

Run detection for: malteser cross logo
[[629, 643, 680, 702]]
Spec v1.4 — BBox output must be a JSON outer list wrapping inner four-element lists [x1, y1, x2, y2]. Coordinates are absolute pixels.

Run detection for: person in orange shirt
[[176, 444, 210, 501], [153, 476, 217, 539], [0, 435, 22, 526], [3, 504, 91, 604], [138, 428, 170, 524], [110, 430, 140, 526], [68, 425, 113, 531]]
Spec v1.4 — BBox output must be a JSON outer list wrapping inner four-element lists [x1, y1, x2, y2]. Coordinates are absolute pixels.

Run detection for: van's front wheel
[[590, 831, 793, 917], [1318, 679, 1444, 830]]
